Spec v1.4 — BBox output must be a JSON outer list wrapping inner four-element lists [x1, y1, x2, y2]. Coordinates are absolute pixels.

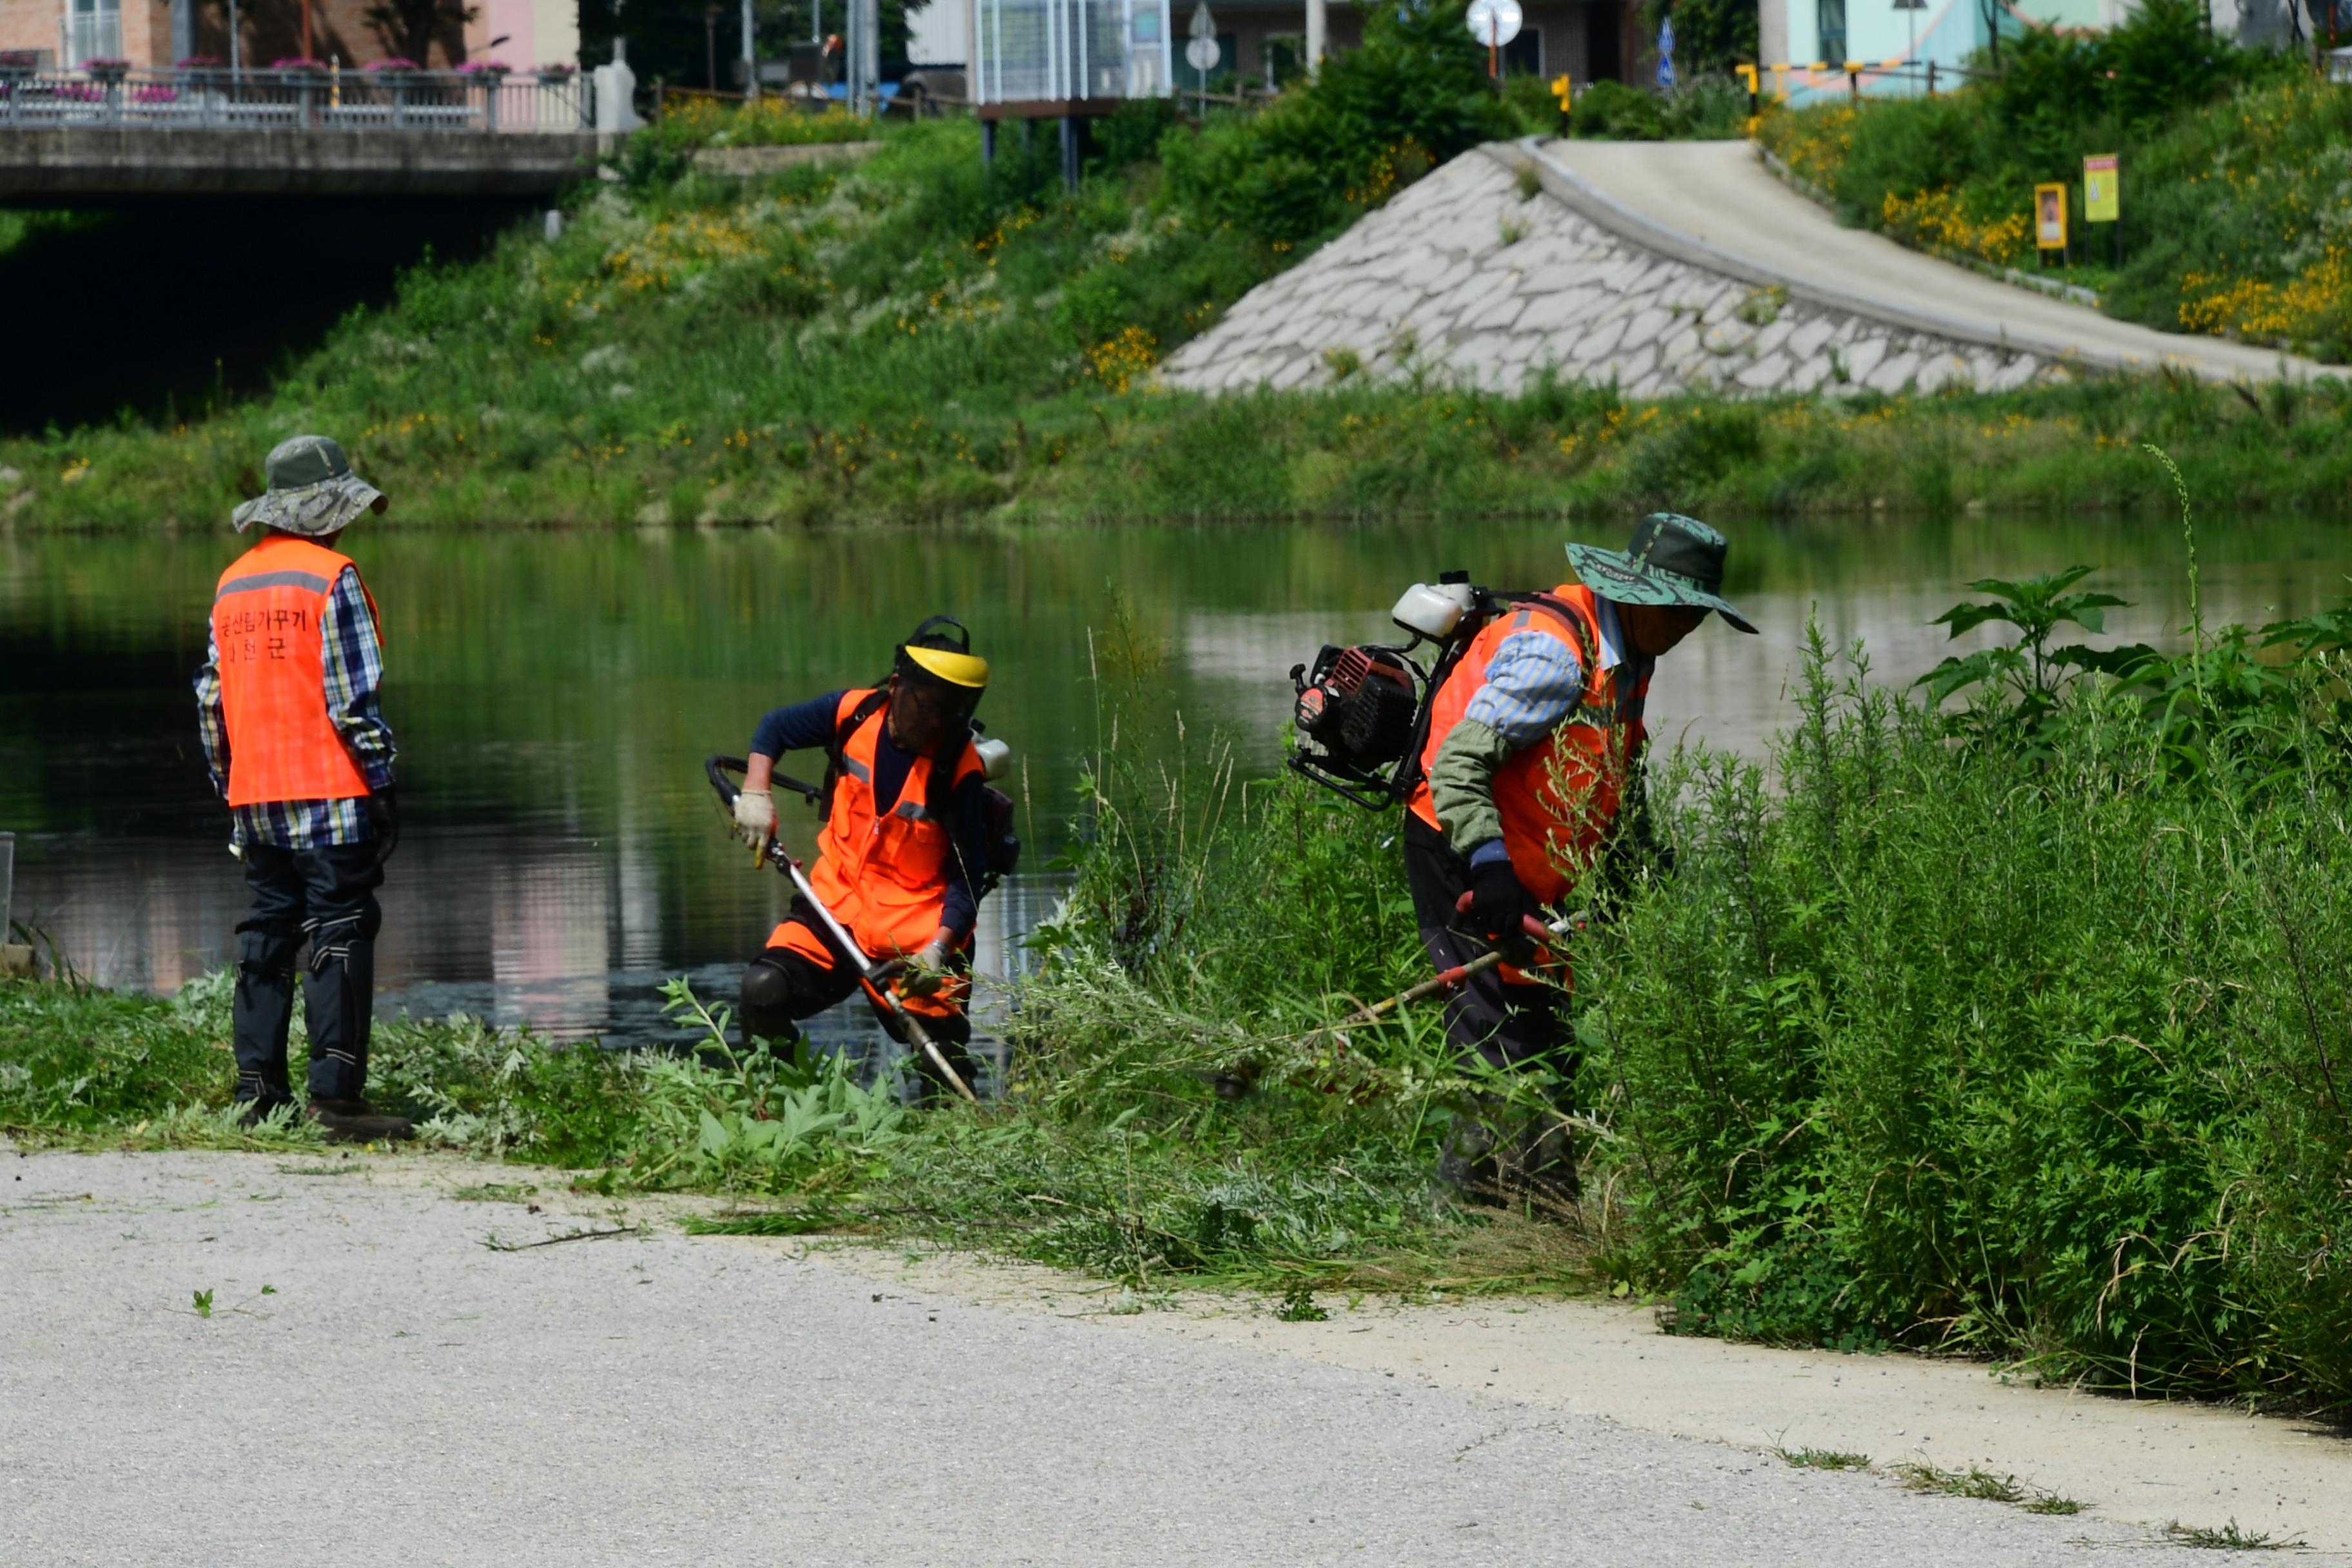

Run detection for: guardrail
[[0, 66, 594, 132]]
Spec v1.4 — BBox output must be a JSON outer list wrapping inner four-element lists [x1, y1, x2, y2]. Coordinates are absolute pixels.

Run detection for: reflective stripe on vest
[[1406, 583, 1650, 905], [213, 535, 378, 808], [771, 688, 984, 962]]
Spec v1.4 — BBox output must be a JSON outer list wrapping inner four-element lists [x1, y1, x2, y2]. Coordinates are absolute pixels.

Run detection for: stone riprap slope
[[1161, 146, 2053, 399]]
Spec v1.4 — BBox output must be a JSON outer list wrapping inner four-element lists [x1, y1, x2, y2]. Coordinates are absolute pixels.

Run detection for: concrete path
[[1532, 138, 2329, 384], [3, 1150, 2340, 1565]]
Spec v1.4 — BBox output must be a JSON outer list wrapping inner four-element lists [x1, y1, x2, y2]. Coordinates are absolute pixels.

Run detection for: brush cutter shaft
[[1340, 910, 1578, 1028]]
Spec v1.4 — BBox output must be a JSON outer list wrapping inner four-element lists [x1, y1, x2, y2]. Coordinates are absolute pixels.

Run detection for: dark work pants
[[739, 910, 977, 1099], [232, 840, 385, 1108], [1402, 814, 1574, 1077]]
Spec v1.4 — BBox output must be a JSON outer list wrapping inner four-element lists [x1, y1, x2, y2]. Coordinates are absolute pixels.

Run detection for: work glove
[[1464, 857, 1537, 966], [366, 786, 402, 863], [732, 787, 774, 850], [898, 937, 953, 999]]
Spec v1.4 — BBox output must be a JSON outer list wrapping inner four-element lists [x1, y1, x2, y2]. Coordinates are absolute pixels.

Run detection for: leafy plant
[[1917, 565, 2130, 708]]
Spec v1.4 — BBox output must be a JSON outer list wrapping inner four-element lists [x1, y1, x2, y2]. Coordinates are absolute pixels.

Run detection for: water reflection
[[4, 514, 2345, 1040]]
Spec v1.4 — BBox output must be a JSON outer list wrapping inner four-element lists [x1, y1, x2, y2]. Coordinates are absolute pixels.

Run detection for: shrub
[[1160, 0, 1516, 245]]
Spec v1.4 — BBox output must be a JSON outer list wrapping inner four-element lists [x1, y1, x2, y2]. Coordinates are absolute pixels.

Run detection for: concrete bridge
[[0, 68, 600, 204], [0, 124, 598, 202]]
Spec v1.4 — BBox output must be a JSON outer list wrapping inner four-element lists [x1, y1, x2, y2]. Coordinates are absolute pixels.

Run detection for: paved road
[[1533, 139, 2331, 384], [0, 1152, 2304, 1565]]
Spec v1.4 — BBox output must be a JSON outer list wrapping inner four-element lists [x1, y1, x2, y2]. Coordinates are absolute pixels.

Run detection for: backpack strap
[[818, 688, 890, 819]]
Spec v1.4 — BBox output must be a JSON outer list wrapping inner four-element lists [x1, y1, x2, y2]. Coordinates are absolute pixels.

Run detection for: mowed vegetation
[[1759, 0, 2352, 362]]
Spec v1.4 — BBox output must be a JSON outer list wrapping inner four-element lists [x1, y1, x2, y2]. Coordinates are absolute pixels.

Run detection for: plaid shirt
[[193, 564, 397, 850]]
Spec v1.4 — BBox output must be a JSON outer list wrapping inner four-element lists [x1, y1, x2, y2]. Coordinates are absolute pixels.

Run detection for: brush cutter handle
[[1452, 890, 1564, 949], [706, 754, 821, 808]]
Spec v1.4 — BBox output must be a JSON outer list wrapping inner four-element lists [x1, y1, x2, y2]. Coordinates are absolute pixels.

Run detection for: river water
[[5, 514, 2346, 1044]]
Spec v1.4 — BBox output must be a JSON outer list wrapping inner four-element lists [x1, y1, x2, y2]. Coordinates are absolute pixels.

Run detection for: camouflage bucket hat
[[1565, 513, 1758, 634], [231, 435, 386, 536]]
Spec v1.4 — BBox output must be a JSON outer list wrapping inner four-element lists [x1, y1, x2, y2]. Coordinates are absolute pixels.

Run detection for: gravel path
[[0, 1151, 2314, 1565]]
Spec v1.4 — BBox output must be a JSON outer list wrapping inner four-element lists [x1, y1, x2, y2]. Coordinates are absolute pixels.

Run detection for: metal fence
[[0, 66, 594, 132]]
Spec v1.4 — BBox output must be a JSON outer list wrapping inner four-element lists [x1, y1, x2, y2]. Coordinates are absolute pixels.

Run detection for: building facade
[[1759, 0, 2309, 103], [0, 0, 575, 72]]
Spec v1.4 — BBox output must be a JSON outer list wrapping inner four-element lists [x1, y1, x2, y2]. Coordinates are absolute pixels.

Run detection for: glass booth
[[972, 0, 1174, 106]]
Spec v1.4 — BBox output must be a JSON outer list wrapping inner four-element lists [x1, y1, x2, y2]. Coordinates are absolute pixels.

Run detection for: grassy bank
[[7, 6, 2352, 527], [1756, 0, 2352, 362]]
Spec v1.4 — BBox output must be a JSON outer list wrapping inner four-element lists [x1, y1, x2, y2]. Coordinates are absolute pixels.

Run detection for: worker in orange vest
[[194, 436, 413, 1143], [1406, 513, 1756, 1201], [732, 617, 997, 1101]]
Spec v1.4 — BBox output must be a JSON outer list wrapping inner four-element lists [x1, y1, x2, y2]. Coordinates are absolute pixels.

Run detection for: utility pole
[[743, 0, 758, 98], [845, 0, 876, 113]]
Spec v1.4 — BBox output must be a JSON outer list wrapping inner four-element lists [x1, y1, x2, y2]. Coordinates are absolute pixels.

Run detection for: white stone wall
[[1160, 148, 2052, 400]]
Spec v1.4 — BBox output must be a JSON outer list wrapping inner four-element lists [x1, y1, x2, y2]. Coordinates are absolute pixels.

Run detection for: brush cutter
[[705, 755, 978, 1104], [1328, 897, 1578, 1038]]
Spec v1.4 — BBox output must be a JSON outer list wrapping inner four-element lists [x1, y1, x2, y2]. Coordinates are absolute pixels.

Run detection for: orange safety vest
[[212, 534, 381, 808], [1407, 583, 1649, 906], [773, 690, 985, 1012]]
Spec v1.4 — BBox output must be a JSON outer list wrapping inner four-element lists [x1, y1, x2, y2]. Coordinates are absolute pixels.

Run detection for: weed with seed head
[[1893, 1462, 2026, 1504], [1772, 1446, 1870, 1471], [2164, 1520, 2302, 1550]]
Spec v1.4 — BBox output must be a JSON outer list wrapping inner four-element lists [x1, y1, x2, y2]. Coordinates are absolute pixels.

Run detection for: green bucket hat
[[1565, 513, 1757, 634], [231, 435, 386, 536]]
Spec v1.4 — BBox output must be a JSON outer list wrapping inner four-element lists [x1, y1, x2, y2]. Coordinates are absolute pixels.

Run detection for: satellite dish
[[1465, 0, 1522, 47]]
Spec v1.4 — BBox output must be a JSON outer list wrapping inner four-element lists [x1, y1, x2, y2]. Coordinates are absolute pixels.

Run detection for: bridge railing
[[0, 66, 595, 133]]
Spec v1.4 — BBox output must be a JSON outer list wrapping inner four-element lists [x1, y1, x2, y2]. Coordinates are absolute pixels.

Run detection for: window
[[68, 0, 122, 64], [1816, 0, 1845, 62]]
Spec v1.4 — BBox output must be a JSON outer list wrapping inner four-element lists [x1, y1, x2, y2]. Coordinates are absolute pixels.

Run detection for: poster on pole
[[2034, 182, 2068, 250], [2083, 154, 2119, 223]]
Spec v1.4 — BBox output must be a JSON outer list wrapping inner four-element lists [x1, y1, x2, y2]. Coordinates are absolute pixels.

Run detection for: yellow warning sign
[[2035, 182, 2069, 250], [2083, 154, 2119, 223]]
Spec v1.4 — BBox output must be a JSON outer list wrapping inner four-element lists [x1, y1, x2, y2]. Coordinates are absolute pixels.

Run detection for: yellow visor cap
[[903, 644, 989, 689]]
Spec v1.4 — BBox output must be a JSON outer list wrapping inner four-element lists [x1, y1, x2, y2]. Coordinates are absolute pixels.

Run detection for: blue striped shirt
[[194, 563, 397, 850]]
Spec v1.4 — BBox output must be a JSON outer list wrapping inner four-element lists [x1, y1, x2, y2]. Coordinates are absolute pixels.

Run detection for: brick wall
[[1, 0, 63, 63]]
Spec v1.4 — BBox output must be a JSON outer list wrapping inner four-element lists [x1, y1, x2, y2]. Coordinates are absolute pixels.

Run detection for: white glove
[[899, 937, 953, 998], [732, 787, 774, 848]]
